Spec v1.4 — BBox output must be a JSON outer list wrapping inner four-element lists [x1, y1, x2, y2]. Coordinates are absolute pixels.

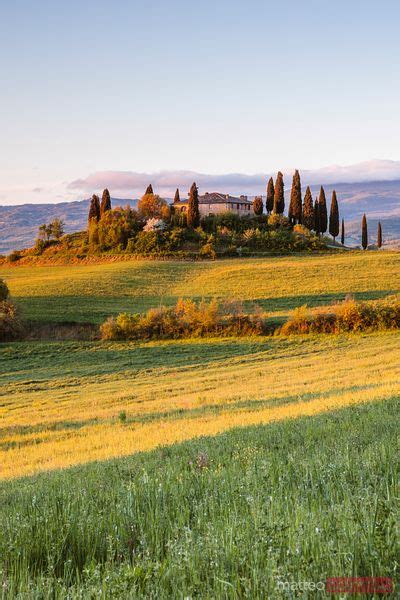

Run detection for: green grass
[[1, 252, 399, 324], [0, 399, 398, 599]]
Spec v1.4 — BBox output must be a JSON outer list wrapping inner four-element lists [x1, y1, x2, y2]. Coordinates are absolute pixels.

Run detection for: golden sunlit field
[[1, 325, 399, 479]]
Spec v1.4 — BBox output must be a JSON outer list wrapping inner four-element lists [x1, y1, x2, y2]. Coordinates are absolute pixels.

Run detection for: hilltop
[[1, 179, 400, 253]]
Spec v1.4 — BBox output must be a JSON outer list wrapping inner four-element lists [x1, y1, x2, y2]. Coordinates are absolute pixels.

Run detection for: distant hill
[[0, 179, 399, 254], [0, 198, 138, 254]]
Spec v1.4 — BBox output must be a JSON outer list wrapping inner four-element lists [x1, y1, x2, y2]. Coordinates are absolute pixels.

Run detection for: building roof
[[173, 192, 252, 205]]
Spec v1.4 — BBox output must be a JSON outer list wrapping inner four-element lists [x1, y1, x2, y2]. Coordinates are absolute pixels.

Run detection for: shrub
[[100, 299, 265, 341], [280, 296, 400, 335], [199, 241, 217, 260], [7, 250, 21, 263], [0, 300, 24, 341], [0, 279, 9, 301]]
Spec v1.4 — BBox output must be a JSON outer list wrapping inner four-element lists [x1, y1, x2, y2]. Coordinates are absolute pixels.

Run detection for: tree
[[38, 223, 52, 241], [273, 171, 285, 214], [361, 214, 368, 250], [266, 177, 274, 214], [88, 194, 100, 224], [341, 219, 345, 245], [138, 193, 170, 220], [302, 186, 314, 230], [50, 218, 65, 240], [100, 188, 111, 217], [289, 170, 302, 224], [98, 207, 142, 250], [377, 221, 382, 248], [329, 190, 339, 242], [318, 187, 327, 234], [253, 196, 263, 216], [187, 182, 200, 228], [314, 198, 320, 235], [145, 184, 153, 195], [174, 188, 180, 203]]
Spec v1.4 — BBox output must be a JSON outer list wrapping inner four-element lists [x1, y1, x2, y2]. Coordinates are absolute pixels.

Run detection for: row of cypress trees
[[361, 215, 383, 250], [88, 188, 112, 223], [262, 171, 340, 241]]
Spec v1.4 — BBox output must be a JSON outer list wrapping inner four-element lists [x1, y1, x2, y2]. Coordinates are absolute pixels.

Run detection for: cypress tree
[[318, 186, 327, 234], [88, 194, 100, 224], [361, 214, 368, 250], [289, 170, 302, 224], [329, 190, 339, 242], [174, 188, 180, 203], [273, 171, 285, 214], [266, 177, 274, 214], [100, 188, 111, 217], [187, 182, 200, 228], [341, 219, 345, 245], [377, 221, 382, 248], [253, 196, 263, 216], [145, 184, 153, 195], [302, 186, 314, 230], [314, 198, 320, 235]]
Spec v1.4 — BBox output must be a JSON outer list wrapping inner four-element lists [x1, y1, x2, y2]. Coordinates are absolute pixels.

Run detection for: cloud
[[67, 160, 400, 198]]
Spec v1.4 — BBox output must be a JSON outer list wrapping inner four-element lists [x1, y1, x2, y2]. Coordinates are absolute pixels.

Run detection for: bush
[[280, 296, 400, 335], [0, 279, 9, 301], [199, 240, 217, 260], [100, 299, 265, 341], [0, 300, 24, 341], [7, 250, 21, 263]]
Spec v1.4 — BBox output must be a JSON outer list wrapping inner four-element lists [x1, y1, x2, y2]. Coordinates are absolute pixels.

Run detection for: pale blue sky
[[1, 0, 400, 203]]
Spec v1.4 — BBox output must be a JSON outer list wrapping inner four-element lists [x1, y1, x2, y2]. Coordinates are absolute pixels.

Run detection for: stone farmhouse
[[172, 192, 253, 217]]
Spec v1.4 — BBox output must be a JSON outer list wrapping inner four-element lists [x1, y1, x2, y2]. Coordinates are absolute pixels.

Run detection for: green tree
[[38, 223, 52, 241], [100, 188, 112, 217], [289, 170, 302, 224], [318, 187, 327, 234], [314, 198, 320, 235], [98, 207, 142, 250], [361, 214, 368, 250], [273, 171, 285, 214], [187, 182, 200, 228], [174, 188, 180, 203], [266, 177, 274, 214], [329, 190, 339, 242], [377, 221, 382, 248], [253, 196, 263, 216], [341, 219, 345, 245], [302, 186, 314, 230], [88, 194, 100, 224], [145, 184, 153, 195], [50, 218, 65, 240]]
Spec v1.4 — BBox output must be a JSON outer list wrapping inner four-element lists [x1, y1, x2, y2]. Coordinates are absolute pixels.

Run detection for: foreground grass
[[0, 399, 398, 598], [0, 252, 399, 324], [1, 331, 399, 479]]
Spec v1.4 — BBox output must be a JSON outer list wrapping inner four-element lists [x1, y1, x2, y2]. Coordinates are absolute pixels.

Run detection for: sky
[[1, 0, 400, 204]]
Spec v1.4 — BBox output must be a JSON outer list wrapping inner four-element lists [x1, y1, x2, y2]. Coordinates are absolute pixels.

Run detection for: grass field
[[1, 252, 399, 324], [1, 400, 398, 598], [0, 252, 399, 597], [1, 330, 399, 479]]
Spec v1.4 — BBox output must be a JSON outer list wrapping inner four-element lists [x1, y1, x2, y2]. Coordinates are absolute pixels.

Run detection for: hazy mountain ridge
[[0, 198, 138, 254], [0, 180, 399, 254]]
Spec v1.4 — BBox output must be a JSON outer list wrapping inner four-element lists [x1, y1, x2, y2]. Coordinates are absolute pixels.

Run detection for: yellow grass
[[1, 331, 399, 479]]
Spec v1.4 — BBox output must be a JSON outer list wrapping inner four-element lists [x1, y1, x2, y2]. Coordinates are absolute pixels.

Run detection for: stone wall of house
[[199, 203, 252, 217]]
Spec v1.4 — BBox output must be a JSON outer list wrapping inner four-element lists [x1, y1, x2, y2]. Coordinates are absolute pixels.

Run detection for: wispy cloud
[[68, 160, 400, 197]]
